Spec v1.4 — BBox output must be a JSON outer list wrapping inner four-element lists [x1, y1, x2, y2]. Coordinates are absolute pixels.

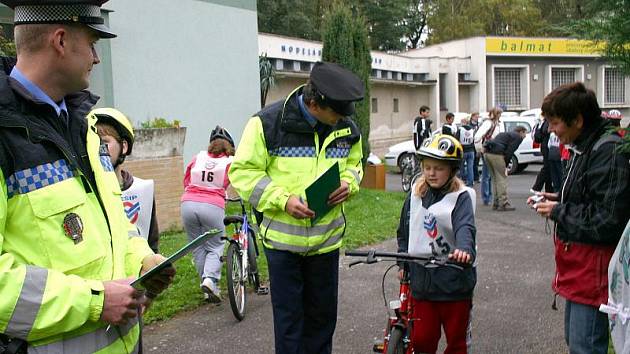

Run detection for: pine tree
[[321, 3, 372, 163]]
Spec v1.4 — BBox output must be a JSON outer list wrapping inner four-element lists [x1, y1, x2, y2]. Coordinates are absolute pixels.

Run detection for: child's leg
[[181, 201, 207, 279], [195, 203, 226, 281], [441, 299, 473, 354], [409, 297, 441, 354]]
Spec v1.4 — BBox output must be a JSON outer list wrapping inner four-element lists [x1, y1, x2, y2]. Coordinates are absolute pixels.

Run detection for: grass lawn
[[143, 188, 406, 324]]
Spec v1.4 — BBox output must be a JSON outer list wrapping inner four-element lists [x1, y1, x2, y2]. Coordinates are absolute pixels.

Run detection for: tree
[[347, 0, 409, 52], [259, 53, 276, 108], [0, 26, 15, 57], [426, 0, 545, 44], [562, 0, 630, 75], [321, 3, 372, 163], [257, 0, 335, 41], [402, 0, 433, 49]]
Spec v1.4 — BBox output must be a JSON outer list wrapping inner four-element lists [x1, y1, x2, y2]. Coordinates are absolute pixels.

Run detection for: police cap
[[310, 61, 365, 116], [1, 0, 116, 38]]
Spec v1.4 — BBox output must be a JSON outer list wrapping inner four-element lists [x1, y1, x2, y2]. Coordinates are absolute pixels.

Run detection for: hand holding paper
[[285, 195, 315, 219], [327, 180, 350, 206]]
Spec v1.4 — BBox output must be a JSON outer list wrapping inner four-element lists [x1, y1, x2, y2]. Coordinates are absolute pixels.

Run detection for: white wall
[[106, 0, 259, 162]]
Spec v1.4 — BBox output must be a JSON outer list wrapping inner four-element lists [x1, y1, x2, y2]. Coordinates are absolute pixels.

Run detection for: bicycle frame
[[225, 199, 252, 282], [346, 249, 463, 354]]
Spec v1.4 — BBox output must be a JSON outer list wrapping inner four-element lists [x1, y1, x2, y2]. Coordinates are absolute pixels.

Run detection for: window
[[494, 68, 523, 108], [371, 98, 378, 113], [299, 61, 311, 72], [604, 67, 625, 104], [551, 68, 576, 90], [393, 98, 399, 113], [504, 121, 531, 133]]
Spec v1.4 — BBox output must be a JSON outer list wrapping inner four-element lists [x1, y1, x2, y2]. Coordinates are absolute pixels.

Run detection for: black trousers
[[264, 247, 340, 354], [532, 158, 554, 192]]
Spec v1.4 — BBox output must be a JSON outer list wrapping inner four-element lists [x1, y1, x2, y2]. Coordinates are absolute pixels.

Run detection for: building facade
[[259, 33, 630, 156]]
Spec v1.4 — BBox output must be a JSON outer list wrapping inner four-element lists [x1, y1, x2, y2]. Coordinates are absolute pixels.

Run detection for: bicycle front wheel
[[226, 242, 246, 321], [385, 326, 406, 354], [401, 164, 413, 193]]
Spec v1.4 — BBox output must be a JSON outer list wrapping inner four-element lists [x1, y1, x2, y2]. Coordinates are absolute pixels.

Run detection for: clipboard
[[131, 229, 221, 289], [305, 162, 341, 225]]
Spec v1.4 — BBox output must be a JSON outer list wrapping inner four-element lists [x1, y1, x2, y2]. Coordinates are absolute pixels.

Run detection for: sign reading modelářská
[[486, 37, 604, 56]]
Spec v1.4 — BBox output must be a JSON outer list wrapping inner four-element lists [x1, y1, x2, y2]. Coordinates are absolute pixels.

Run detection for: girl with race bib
[[181, 126, 235, 303], [396, 134, 477, 354]]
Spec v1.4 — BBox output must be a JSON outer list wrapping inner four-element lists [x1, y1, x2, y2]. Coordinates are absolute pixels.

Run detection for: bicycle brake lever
[[366, 249, 378, 264], [348, 260, 363, 268]]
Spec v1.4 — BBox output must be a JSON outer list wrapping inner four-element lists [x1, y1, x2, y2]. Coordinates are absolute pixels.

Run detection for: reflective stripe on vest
[[265, 231, 344, 253], [4, 266, 48, 339], [249, 176, 272, 209], [263, 215, 345, 237], [349, 169, 361, 184], [262, 215, 345, 253], [28, 318, 139, 354]]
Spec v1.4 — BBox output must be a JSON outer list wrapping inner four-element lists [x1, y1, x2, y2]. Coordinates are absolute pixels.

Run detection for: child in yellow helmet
[[92, 108, 160, 253], [397, 134, 477, 353]]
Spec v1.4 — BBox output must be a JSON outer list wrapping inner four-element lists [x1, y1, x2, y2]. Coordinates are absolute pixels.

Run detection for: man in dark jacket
[[531, 119, 554, 192], [532, 82, 630, 354], [413, 105, 432, 150], [483, 126, 527, 211]]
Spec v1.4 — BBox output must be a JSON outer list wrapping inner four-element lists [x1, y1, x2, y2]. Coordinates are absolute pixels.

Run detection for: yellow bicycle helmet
[[90, 108, 135, 155], [417, 133, 463, 164]]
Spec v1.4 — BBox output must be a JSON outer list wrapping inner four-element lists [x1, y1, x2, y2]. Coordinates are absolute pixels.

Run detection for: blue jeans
[[481, 156, 493, 204], [564, 300, 609, 354], [459, 151, 475, 187]]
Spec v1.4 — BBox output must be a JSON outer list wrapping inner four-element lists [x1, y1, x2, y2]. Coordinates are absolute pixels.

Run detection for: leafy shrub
[[140, 117, 181, 129]]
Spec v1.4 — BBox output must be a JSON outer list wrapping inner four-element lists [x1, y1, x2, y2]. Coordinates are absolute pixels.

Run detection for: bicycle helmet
[[417, 134, 463, 165], [209, 125, 235, 148], [91, 108, 135, 155]]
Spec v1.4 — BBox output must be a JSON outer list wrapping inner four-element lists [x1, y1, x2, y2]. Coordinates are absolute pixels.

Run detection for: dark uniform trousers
[[264, 247, 340, 354]]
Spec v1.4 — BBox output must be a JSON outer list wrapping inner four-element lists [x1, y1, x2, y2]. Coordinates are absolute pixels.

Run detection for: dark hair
[[302, 81, 329, 109], [513, 126, 527, 134], [541, 82, 601, 129], [208, 138, 235, 156], [419, 105, 430, 113], [445, 112, 454, 119]]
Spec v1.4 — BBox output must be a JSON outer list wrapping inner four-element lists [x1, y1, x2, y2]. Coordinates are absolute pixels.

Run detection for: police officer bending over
[[229, 62, 364, 354], [0, 1, 174, 353]]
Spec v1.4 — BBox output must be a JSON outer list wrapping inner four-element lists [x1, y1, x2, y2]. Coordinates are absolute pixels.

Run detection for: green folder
[[131, 229, 221, 289], [306, 162, 341, 225]]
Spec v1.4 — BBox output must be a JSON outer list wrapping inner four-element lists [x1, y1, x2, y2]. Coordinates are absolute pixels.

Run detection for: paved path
[[144, 165, 566, 353]]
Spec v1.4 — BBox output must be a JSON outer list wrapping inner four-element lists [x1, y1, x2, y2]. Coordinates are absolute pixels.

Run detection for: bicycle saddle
[[223, 215, 244, 226]]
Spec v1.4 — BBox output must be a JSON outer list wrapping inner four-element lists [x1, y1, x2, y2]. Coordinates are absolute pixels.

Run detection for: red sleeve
[[183, 155, 196, 188]]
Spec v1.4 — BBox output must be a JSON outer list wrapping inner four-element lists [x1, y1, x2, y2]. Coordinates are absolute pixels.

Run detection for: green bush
[[140, 117, 181, 129]]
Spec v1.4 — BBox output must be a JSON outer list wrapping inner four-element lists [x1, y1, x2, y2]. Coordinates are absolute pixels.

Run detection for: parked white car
[[384, 114, 542, 175]]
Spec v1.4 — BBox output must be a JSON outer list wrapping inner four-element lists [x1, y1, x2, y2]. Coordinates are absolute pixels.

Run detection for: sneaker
[[201, 278, 221, 303], [496, 203, 516, 211], [530, 188, 540, 194]]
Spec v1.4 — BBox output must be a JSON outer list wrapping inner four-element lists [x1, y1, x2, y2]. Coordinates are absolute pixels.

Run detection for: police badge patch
[[63, 213, 84, 244]]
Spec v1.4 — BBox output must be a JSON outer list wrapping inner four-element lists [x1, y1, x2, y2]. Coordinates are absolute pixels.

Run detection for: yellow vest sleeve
[[229, 117, 291, 212], [340, 136, 363, 196], [125, 220, 154, 277]]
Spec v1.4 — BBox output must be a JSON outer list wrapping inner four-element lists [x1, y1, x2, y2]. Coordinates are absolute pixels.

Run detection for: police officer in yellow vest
[[0, 1, 174, 353], [229, 62, 364, 354]]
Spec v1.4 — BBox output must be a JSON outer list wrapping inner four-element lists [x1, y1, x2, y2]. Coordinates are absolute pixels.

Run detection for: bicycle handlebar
[[344, 249, 465, 269]]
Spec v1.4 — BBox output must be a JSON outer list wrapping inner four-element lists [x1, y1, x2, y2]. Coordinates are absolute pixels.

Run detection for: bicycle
[[345, 249, 463, 354], [222, 197, 269, 321], [401, 153, 421, 193]]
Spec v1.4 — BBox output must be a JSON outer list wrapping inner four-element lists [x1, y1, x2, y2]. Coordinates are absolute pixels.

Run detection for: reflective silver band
[[128, 229, 141, 239], [263, 216, 345, 237], [29, 318, 139, 354], [5, 266, 48, 339], [249, 177, 272, 209], [265, 231, 344, 253], [349, 169, 361, 184]]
